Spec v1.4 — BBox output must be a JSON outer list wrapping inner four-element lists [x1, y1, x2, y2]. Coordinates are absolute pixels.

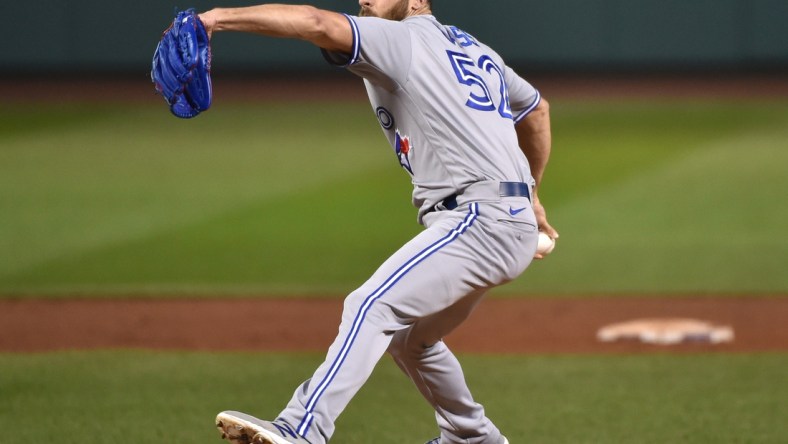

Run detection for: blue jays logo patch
[[395, 130, 414, 175]]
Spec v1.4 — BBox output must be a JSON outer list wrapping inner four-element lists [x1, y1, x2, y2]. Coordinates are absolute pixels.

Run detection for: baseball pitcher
[[194, 1, 559, 443]]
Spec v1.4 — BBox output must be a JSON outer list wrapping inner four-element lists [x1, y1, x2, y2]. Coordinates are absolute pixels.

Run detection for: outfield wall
[[2, 0, 787, 73]]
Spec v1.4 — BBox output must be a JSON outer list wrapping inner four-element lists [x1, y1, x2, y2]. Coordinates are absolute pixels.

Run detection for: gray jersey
[[325, 14, 541, 223]]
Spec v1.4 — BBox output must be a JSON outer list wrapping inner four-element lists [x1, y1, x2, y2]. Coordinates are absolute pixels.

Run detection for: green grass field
[[1, 99, 787, 296], [1, 351, 786, 443]]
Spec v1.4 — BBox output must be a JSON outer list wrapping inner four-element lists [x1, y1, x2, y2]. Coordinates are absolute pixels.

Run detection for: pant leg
[[388, 290, 504, 444]]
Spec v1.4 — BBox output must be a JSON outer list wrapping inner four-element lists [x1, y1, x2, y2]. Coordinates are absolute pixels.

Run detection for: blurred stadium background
[[3, 0, 787, 74]]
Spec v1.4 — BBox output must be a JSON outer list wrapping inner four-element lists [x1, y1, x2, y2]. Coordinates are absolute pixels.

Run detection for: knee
[[341, 289, 406, 337], [341, 286, 380, 322], [341, 289, 366, 321], [387, 328, 441, 359]]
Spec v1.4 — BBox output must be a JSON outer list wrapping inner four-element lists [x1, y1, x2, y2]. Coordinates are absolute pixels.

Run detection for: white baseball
[[536, 232, 555, 255]]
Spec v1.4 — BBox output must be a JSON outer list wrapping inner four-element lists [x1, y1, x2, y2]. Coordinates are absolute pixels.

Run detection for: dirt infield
[[1, 296, 786, 354]]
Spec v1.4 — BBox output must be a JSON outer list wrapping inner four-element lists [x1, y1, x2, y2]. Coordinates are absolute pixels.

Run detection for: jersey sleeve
[[504, 66, 541, 123], [321, 15, 412, 85]]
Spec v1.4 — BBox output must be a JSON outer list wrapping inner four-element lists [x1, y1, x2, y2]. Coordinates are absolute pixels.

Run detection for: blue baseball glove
[[151, 9, 212, 118]]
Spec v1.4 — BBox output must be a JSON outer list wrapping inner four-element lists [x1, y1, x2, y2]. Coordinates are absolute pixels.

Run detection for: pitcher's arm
[[200, 4, 353, 53], [516, 98, 559, 241]]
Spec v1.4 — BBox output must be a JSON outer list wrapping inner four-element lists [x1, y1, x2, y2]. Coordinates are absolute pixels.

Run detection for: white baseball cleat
[[216, 411, 312, 444]]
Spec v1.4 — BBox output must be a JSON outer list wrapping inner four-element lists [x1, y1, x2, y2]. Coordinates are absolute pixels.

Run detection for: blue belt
[[442, 181, 531, 210]]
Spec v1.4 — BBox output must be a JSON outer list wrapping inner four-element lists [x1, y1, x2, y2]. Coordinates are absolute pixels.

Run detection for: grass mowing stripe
[[1, 351, 785, 443], [500, 107, 788, 295], [0, 103, 385, 280], [1, 166, 418, 296], [545, 100, 788, 204]]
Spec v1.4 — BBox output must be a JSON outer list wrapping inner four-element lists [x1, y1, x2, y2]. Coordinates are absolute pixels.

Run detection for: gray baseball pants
[[278, 197, 538, 444]]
